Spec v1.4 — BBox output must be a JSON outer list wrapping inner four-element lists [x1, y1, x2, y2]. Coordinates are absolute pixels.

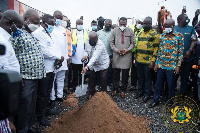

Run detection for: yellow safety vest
[[129, 24, 144, 53], [72, 29, 88, 45]]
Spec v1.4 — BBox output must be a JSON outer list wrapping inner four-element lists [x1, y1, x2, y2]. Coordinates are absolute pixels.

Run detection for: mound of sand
[[62, 93, 78, 108], [46, 92, 150, 133]]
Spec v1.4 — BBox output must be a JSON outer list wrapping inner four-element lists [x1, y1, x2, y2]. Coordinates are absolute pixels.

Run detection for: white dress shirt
[[0, 27, 20, 73], [52, 25, 68, 71], [84, 39, 110, 72], [32, 26, 62, 73], [71, 30, 84, 64]]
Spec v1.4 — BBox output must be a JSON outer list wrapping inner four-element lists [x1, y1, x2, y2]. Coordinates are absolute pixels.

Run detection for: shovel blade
[[75, 84, 87, 97]]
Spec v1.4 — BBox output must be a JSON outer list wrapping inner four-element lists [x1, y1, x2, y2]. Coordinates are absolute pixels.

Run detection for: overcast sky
[[18, 0, 200, 28]]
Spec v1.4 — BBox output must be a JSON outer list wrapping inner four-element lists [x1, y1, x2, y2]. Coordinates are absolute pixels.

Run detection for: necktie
[[121, 31, 124, 44]]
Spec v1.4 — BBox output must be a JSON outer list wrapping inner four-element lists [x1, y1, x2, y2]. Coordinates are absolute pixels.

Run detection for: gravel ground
[[33, 78, 199, 133]]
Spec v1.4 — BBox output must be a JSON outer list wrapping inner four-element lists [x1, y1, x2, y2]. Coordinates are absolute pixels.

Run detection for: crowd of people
[[0, 6, 200, 133]]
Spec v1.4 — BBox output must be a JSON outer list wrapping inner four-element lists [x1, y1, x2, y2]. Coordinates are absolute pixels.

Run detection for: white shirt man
[[84, 39, 110, 71], [71, 30, 84, 64], [0, 27, 20, 133], [83, 38, 110, 99], [0, 27, 20, 73], [50, 24, 68, 101], [32, 26, 62, 73]]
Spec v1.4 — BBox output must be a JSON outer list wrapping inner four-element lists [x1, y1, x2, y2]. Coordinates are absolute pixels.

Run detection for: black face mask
[[143, 24, 151, 32], [89, 40, 97, 46], [105, 25, 111, 31]]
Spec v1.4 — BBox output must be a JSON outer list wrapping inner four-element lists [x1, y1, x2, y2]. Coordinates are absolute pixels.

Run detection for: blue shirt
[[174, 25, 196, 62]]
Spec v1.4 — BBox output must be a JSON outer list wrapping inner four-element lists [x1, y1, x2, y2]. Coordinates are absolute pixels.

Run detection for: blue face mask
[[77, 25, 83, 31], [46, 24, 54, 33], [11, 23, 22, 38], [92, 26, 97, 31], [55, 19, 62, 26], [11, 28, 23, 38]]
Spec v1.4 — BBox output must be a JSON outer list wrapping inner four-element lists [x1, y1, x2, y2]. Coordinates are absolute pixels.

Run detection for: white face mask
[[28, 24, 39, 32], [119, 26, 126, 31], [164, 28, 173, 33], [62, 21, 67, 28], [136, 24, 142, 29]]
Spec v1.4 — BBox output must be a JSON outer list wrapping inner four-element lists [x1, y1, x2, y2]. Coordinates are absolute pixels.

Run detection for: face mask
[[11, 28, 22, 38], [183, 18, 190, 26], [119, 26, 126, 31], [28, 24, 39, 32], [55, 19, 62, 26], [136, 24, 142, 30], [77, 25, 83, 31], [46, 24, 54, 33], [11, 23, 22, 38], [198, 15, 200, 22], [143, 24, 151, 32], [164, 28, 173, 33], [105, 25, 111, 31], [62, 21, 67, 28], [89, 40, 97, 46], [92, 26, 97, 31]]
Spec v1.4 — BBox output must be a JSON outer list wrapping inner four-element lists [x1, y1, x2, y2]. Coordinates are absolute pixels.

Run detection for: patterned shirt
[[155, 30, 184, 70], [11, 29, 46, 79], [0, 119, 11, 133], [136, 29, 160, 64]]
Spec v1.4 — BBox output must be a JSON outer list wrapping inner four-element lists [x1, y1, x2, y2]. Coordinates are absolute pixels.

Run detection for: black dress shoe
[[28, 127, 41, 133], [142, 96, 150, 103], [47, 108, 59, 115], [50, 100, 55, 108], [39, 116, 51, 126], [129, 86, 136, 91], [148, 102, 159, 108], [135, 93, 143, 99], [56, 97, 65, 102]]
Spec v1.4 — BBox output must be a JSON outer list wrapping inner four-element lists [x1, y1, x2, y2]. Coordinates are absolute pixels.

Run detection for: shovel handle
[[81, 62, 85, 91]]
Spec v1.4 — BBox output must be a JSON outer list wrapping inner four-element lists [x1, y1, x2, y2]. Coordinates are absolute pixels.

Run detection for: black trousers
[[72, 64, 83, 88], [16, 79, 38, 133], [113, 68, 129, 92], [36, 72, 55, 118], [131, 53, 137, 87], [88, 69, 108, 94], [180, 62, 192, 95], [67, 63, 73, 88]]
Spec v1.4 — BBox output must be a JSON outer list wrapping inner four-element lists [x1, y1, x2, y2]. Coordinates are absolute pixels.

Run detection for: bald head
[[76, 19, 83, 25], [53, 10, 63, 20], [23, 9, 40, 32], [24, 9, 39, 20], [89, 31, 98, 39], [164, 19, 175, 27], [143, 17, 152, 25], [0, 10, 23, 34], [89, 31, 98, 46]]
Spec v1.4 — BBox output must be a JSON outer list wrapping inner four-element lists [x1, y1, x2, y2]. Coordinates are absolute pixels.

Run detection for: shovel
[[75, 62, 87, 97]]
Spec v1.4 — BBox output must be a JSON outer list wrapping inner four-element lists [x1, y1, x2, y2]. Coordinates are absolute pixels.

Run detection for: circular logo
[[162, 95, 200, 132]]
